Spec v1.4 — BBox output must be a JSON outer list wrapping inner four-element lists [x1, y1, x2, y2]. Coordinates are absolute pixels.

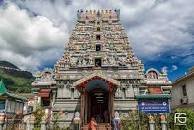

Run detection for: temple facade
[[32, 10, 171, 129]]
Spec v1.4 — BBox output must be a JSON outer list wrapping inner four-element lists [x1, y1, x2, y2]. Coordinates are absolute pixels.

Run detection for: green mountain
[[0, 61, 34, 93]]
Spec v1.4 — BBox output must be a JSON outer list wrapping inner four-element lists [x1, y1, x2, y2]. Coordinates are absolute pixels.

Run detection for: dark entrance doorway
[[85, 79, 111, 124], [74, 76, 119, 128], [87, 88, 109, 123]]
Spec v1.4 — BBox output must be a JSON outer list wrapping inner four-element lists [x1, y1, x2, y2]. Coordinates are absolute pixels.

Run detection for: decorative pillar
[[41, 109, 49, 130], [34, 96, 39, 110], [80, 93, 85, 126], [84, 92, 88, 123], [0, 113, 5, 130], [26, 120, 30, 130], [73, 112, 80, 130], [109, 91, 114, 121], [160, 115, 167, 130], [41, 120, 46, 130], [108, 84, 114, 121], [148, 115, 155, 130], [52, 90, 56, 107], [0, 115, 4, 130], [29, 120, 34, 130], [27, 115, 35, 130], [38, 96, 41, 104], [88, 94, 91, 120]]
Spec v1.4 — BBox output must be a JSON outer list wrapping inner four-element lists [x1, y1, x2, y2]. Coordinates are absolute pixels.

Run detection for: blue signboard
[[138, 99, 170, 113]]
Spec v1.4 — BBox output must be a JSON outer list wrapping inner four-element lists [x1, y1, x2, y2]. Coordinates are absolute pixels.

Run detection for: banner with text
[[138, 99, 170, 113]]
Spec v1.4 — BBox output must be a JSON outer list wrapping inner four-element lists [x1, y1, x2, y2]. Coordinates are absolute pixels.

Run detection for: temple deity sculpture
[[115, 88, 122, 98]]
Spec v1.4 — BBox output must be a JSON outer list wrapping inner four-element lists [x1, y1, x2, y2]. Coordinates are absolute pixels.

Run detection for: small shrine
[[136, 68, 172, 114], [32, 69, 56, 108]]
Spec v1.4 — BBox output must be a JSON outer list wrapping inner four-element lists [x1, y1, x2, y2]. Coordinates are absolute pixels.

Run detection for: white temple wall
[[57, 87, 71, 98]]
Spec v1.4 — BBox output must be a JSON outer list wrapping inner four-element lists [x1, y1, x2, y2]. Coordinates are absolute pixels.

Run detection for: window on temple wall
[[96, 44, 101, 51], [15, 102, 20, 113], [97, 21, 100, 24], [162, 88, 171, 94], [122, 88, 126, 99], [182, 85, 187, 97], [10, 101, 15, 113], [96, 35, 100, 40], [0, 100, 5, 111], [139, 88, 147, 95], [42, 98, 50, 107], [71, 88, 74, 99], [95, 58, 101, 67], [38, 89, 52, 107], [97, 27, 100, 31]]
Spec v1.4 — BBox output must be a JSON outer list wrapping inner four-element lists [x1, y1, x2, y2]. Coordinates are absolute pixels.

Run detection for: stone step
[[82, 123, 111, 130]]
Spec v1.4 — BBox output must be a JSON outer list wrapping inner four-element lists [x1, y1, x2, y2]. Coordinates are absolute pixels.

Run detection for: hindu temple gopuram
[[31, 10, 172, 129]]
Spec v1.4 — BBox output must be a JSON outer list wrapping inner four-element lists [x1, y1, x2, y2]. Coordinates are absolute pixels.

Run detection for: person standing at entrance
[[88, 117, 97, 130], [103, 110, 109, 123]]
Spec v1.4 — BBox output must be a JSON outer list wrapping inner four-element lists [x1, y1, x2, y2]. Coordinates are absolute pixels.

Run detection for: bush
[[168, 108, 194, 130], [52, 112, 60, 129], [33, 105, 45, 127], [121, 111, 141, 130]]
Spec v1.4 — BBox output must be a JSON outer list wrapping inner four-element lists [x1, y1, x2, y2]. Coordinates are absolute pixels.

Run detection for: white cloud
[[14, 0, 194, 57], [0, 3, 66, 72], [126, 0, 194, 57], [172, 65, 178, 71]]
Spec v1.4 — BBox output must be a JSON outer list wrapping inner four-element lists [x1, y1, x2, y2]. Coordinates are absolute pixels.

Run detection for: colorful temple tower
[[54, 9, 144, 126], [32, 10, 171, 129]]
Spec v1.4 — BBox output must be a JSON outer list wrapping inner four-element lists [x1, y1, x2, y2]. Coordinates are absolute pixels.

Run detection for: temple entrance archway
[[73, 73, 120, 126], [86, 79, 110, 123]]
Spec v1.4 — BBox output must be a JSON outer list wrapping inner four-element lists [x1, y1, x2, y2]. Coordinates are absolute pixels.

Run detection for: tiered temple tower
[[54, 9, 144, 126], [32, 9, 171, 129]]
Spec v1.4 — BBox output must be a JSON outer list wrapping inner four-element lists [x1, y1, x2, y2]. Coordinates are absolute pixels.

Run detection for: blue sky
[[143, 48, 194, 81], [0, 0, 194, 81]]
